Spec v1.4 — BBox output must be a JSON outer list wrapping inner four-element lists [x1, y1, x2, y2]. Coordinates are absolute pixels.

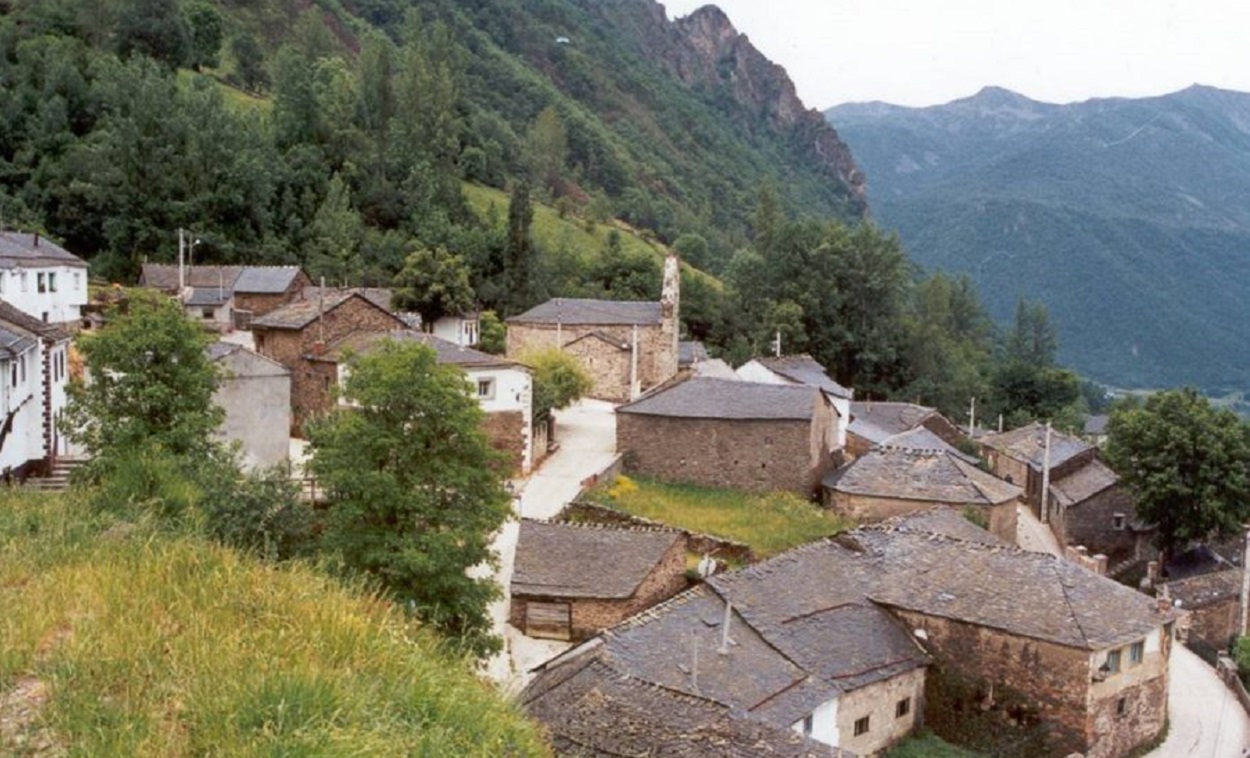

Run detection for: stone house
[[251, 292, 406, 435], [860, 520, 1176, 758], [736, 354, 853, 449], [1047, 458, 1150, 566], [208, 342, 290, 471], [510, 520, 688, 641], [0, 301, 73, 479], [505, 255, 679, 402], [1162, 569, 1244, 650], [184, 286, 234, 332], [0, 231, 89, 326], [524, 540, 930, 756], [316, 330, 538, 475], [231, 267, 310, 327], [140, 264, 311, 330], [821, 447, 1021, 543], [846, 401, 965, 460], [615, 377, 837, 495], [979, 422, 1098, 516]]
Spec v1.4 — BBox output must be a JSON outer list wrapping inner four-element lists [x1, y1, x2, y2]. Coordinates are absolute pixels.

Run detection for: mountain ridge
[[826, 84, 1250, 393]]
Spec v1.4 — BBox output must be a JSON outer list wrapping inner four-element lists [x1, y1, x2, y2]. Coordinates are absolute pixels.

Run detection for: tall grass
[[885, 730, 986, 758], [0, 491, 549, 757], [587, 475, 851, 557]]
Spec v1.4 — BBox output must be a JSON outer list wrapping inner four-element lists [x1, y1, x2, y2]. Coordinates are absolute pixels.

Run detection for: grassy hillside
[[0, 491, 549, 756], [827, 85, 1250, 394]]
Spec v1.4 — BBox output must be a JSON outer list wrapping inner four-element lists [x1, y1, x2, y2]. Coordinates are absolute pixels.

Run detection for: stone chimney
[[658, 253, 680, 383]]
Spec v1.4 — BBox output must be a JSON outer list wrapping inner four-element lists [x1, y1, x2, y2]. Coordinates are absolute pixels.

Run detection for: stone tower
[[658, 253, 680, 384]]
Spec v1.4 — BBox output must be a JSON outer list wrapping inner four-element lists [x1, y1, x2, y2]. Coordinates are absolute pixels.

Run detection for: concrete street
[[1015, 502, 1064, 557], [481, 399, 618, 688]]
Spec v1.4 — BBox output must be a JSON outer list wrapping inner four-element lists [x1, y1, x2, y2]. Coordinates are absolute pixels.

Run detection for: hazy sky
[[661, 0, 1250, 109]]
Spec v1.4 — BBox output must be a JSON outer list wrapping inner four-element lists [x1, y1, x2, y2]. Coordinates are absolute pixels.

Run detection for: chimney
[[33, 232, 39, 248], [660, 253, 680, 380], [718, 601, 733, 655], [1239, 525, 1250, 634], [1040, 423, 1052, 523]]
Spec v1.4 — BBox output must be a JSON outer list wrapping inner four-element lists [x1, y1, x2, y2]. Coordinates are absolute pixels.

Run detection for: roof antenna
[[690, 629, 700, 692]]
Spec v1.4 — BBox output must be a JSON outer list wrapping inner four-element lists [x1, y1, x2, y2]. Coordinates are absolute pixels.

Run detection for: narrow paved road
[[1147, 645, 1250, 758], [1015, 503, 1063, 556], [480, 399, 618, 687]]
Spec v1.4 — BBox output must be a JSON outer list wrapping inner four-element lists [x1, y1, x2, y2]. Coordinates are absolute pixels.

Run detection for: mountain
[[826, 85, 1250, 394]]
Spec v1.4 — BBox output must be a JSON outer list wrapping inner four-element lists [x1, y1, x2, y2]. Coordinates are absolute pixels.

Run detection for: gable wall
[[617, 413, 822, 495], [833, 666, 925, 756], [1052, 483, 1140, 564], [827, 492, 1017, 544], [507, 321, 677, 400]]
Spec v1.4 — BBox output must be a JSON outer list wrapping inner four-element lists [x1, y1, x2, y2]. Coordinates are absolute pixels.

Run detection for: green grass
[[0, 490, 549, 757], [586, 475, 850, 557], [885, 730, 987, 758]]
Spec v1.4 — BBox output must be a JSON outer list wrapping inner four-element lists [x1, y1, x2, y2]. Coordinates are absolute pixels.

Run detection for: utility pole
[[772, 331, 782, 358], [1040, 422, 1053, 524], [969, 396, 977, 436]]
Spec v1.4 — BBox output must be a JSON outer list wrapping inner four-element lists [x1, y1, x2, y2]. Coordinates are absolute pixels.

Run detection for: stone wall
[[557, 500, 757, 564], [481, 410, 527, 475], [561, 333, 631, 401], [1185, 597, 1240, 649], [827, 492, 1018, 545], [617, 412, 827, 495], [892, 608, 1169, 758], [1053, 484, 1139, 564], [835, 666, 926, 757], [509, 534, 689, 640], [506, 319, 677, 401]]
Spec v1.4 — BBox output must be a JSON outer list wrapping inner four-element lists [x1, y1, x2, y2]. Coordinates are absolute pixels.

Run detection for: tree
[[64, 294, 222, 462], [305, 173, 365, 285], [306, 340, 511, 657], [391, 244, 475, 326], [229, 32, 268, 92], [1006, 297, 1058, 367], [183, 0, 223, 71], [115, 0, 189, 67], [502, 181, 535, 315], [477, 310, 506, 355], [1105, 388, 1250, 563], [525, 106, 567, 196], [520, 348, 592, 426]]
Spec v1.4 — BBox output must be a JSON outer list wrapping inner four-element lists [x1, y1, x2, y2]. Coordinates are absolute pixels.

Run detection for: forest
[[0, 0, 1091, 427]]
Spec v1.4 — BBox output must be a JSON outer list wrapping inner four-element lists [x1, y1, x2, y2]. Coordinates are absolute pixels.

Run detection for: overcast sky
[[661, 0, 1250, 109]]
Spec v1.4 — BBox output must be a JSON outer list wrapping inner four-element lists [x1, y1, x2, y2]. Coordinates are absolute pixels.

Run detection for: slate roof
[[301, 286, 395, 314], [884, 506, 1008, 546], [878, 426, 977, 462], [692, 358, 739, 380], [323, 330, 523, 370], [753, 355, 853, 400], [233, 266, 303, 294], [1051, 459, 1119, 507], [617, 377, 819, 421], [823, 449, 1022, 506], [1164, 568, 1242, 610], [679, 340, 710, 368], [859, 528, 1176, 649], [508, 297, 663, 326], [0, 231, 87, 269], [848, 402, 937, 444], [183, 286, 231, 307], [140, 264, 242, 291], [980, 422, 1093, 471], [523, 655, 847, 757], [0, 300, 69, 341], [0, 324, 36, 358], [511, 520, 683, 600], [250, 291, 405, 331]]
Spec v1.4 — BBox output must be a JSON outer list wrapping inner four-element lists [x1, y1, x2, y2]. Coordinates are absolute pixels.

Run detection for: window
[[853, 716, 870, 737], [74, 272, 81, 290], [20, 271, 27, 292], [37, 272, 46, 293], [801, 714, 813, 735], [48, 272, 56, 292], [896, 698, 911, 718], [1130, 641, 1144, 665], [1112, 512, 1126, 530], [1116, 697, 1127, 716], [202, 307, 214, 319], [41, 312, 48, 323], [476, 379, 495, 400], [1106, 649, 1122, 674]]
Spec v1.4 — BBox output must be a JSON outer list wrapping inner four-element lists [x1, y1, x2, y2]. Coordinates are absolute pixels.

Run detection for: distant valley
[[827, 85, 1250, 395]]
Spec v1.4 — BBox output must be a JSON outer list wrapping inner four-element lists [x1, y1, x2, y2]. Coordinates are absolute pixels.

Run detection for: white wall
[[736, 360, 787, 385], [792, 697, 840, 747], [0, 264, 88, 324], [432, 316, 479, 347], [467, 365, 533, 474], [0, 344, 44, 475]]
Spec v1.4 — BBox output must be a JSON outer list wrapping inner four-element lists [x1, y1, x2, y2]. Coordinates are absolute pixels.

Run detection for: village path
[[480, 399, 619, 690], [1015, 503, 1064, 557], [1146, 644, 1250, 758]]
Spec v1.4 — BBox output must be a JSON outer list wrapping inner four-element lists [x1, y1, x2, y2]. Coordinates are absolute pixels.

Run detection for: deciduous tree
[[391, 244, 475, 326], [306, 340, 511, 657]]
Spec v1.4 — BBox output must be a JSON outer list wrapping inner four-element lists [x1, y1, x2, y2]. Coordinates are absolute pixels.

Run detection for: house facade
[[979, 422, 1097, 516], [140, 264, 312, 330], [616, 377, 837, 495], [1047, 458, 1147, 565], [321, 330, 537, 474], [231, 267, 310, 326], [510, 520, 688, 640], [505, 254, 679, 402], [0, 232, 89, 326], [209, 342, 290, 471], [251, 292, 406, 435], [737, 353, 853, 450]]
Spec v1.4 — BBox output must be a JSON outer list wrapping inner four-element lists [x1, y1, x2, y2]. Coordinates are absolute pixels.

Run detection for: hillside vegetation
[[827, 85, 1250, 395], [0, 490, 549, 756]]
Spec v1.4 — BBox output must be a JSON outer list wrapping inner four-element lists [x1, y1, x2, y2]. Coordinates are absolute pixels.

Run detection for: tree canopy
[[521, 348, 593, 426], [1105, 388, 1250, 561], [306, 339, 511, 657]]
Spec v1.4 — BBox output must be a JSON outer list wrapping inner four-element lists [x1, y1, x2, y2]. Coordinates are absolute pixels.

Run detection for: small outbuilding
[[510, 520, 687, 641]]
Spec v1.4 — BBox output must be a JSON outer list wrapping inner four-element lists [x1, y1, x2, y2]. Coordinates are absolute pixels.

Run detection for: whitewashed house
[[209, 342, 291, 471], [0, 231, 89, 325], [0, 301, 73, 479], [430, 312, 481, 347], [737, 353, 853, 449]]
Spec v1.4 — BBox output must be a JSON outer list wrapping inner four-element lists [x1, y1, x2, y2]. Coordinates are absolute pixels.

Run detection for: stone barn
[[509, 520, 687, 641], [615, 377, 837, 495], [505, 255, 679, 402], [736, 353, 853, 450], [1048, 458, 1150, 566], [821, 447, 1021, 543]]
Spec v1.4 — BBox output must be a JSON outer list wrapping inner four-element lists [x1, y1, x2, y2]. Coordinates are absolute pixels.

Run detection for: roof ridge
[[525, 516, 683, 536], [1048, 559, 1094, 649]]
